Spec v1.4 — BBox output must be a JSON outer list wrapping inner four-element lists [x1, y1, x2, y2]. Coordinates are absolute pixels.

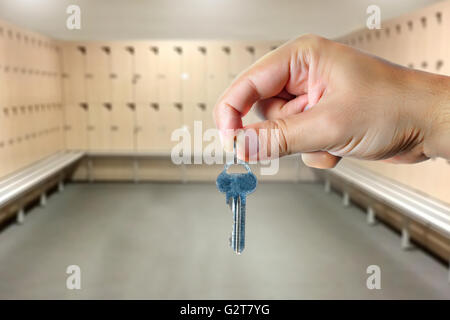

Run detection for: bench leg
[[324, 179, 331, 193], [342, 191, 350, 207], [58, 180, 64, 192], [40, 193, 47, 207], [16, 208, 25, 224], [401, 227, 412, 250], [367, 206, 376, 225]]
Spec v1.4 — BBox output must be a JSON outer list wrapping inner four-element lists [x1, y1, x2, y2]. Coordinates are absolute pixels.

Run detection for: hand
[[213, 34, 450, 169]]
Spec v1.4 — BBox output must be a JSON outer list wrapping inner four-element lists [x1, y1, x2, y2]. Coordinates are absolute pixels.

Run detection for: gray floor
[[0, 182, 449, 299]]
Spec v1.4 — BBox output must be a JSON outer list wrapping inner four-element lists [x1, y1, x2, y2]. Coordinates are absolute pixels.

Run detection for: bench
[[323, 160, 450, 282], [0, 151, 85, 224]]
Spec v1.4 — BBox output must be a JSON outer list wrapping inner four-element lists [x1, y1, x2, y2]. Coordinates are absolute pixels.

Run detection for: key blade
[[230, 195, 245, 254]]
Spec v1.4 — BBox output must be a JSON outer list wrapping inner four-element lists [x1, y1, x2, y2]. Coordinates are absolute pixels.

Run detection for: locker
[[167, 42, 183, 105], [154, 103, 184, 154], [61, 44, 86, 104], [64, 104, 88, 150], [136, 103, 159, 152], [85, 44, 112, 151], [110, 103, 135, 152], [206, 42, 230, 129], [85, 44, 111, 103], [148, 42, 169, 104], [88, 103, 112, 151], [442, 2, 450, 76], [110, 43, 134, 104], [425, 4, 445, 75], [133, 42, 152, 104], [181, 43, 208, 132]]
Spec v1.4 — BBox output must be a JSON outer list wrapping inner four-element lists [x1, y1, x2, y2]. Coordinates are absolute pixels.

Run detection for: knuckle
[[271, 118, 290, 155]]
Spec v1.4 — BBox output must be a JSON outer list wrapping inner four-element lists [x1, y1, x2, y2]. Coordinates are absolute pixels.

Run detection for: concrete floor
[[0, 182, 449, 299]]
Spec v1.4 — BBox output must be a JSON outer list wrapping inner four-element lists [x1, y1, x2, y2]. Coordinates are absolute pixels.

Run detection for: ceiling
[[0, 0, 443, 41]]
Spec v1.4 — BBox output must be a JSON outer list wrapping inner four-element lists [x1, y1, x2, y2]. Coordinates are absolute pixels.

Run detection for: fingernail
[[236, 128, 258, 162], [219, 129, 235, 153]]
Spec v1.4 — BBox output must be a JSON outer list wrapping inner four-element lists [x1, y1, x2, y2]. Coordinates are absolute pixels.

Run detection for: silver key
[[216, 161, 257, 254]]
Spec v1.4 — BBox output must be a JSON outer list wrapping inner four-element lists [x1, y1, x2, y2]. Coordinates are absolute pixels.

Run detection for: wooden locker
[[423, 3, 445, 75], [85, 44, 112, 151], [206, 42, 230, 129], [64, 104, 88, 150], [182, 42, 209, 132], [442, 2, 450, 76], [61, 44, 86, 105], [167, 42, 183, 105], [88, 103, 112, 151], [85, 44, 111, 103], [110, 102, 135, 152], [134, 42, 152, 104], [110, 43, 133, 104], [136, 103, 159, 152], [155, 102, 184, 154], [110, 43, 135, 151]]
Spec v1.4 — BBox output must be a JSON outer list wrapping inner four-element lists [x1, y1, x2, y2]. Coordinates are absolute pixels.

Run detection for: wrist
[[419, 72, 450, 159]]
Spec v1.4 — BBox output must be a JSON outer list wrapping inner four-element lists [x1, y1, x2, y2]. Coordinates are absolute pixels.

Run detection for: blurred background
[[0, 0, 449, 299]]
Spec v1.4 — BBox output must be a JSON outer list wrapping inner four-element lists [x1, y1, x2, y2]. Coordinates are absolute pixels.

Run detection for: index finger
[[213, 43, 293, 131]]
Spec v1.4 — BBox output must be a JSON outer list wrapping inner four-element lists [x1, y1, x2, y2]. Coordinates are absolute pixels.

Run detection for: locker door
[[110, 103, 135, 152], [134, 42, 152, 104], [64, 104, 88, 150], [444, 2, 450, 76], [182, 43, 208, 132], [168, 43, 183, 105], [425, 3, 446, 75], [206, 42, 230, 128], [136, 103, 158, 152], [61, 44, 86, 105], [110, 44, 135, 152], [85, 44, 112, 151], [153, 42, 183, 153]]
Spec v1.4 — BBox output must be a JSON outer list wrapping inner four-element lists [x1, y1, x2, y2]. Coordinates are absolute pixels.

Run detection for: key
[[216, 162, 257, 254]]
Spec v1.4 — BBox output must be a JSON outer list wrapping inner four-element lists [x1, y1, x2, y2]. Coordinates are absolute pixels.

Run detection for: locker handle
[[222, 46, 231, 55], [102, 46, 111, 54], [77, 46, 86, 54], [150, 46, 159, 55], [246, 46, 255, 54], [151, 103, 159, 111], [406, 21, 412, 31], [420, 16, 427, 28], [436, 60, 444, 71], [127, 103, 136, 111], [111, 125, 119, 132], [270, 45, 278, 51], [174, 46, 183, 55], [110, 73, 117, 79], [174, 103, 183, 111], [79, 103, 88, 110], [103, 103, 112, 111], [436, 12, 442, 24], [198, 46, 207, 55], [198, 103, 206, 111], [126, 46, 135, 55]]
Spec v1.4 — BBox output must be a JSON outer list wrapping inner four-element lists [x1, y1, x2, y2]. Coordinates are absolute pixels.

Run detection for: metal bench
[[0, 151, 85, 224], [323, 160, 450, 282]]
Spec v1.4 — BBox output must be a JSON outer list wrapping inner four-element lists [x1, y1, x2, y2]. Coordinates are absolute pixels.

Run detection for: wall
[[0, 19, 64, 178], [338, 1, 450, 204]]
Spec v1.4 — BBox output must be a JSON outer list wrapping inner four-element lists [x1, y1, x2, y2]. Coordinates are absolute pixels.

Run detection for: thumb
[[237, 105, 341, 168]]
